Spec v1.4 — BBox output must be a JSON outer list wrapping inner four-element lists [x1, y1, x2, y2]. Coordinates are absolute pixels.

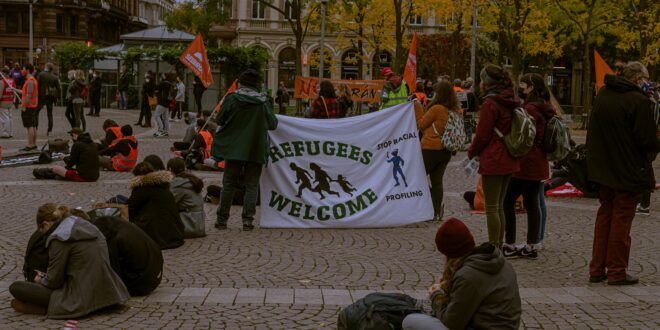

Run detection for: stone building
[[0, 0, 145, 67], [138, 0, 173, 27]]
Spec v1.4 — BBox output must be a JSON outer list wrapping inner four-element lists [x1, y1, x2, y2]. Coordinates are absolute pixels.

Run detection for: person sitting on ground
[[33, 128, 100, 182], [168, 157, 206, 238], [98, 125, 138, 172], [9, 204, 129, 318], [98, 119, 122, 150], [127, 162, 184, 249], [143, 154, 166, 171], [402, 218, 521, 330], [91, 216, 163, 296], [172, 112, 198, 151]]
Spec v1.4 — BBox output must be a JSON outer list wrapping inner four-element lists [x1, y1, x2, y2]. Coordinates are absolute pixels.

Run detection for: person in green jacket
[[212, 69, 278, 231]]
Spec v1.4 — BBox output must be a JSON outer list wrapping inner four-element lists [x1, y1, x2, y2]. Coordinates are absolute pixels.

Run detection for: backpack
[[541, 116, 571, 162], [337, 292, 420, 330], [79, 83, 89, 99], [437, 109, 466, 152], [493, 104, 536, 158]]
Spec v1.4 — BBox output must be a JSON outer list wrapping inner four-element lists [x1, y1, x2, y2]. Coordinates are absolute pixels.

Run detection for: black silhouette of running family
[[289, 162, 357, 200]]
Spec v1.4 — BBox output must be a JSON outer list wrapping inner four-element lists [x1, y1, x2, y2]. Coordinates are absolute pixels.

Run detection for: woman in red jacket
[[467, 64, 520, 247], [502, 73, 557, 258]]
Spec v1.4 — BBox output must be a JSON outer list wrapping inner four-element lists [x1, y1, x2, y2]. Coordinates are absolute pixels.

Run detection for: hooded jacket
[[92, 216, 163, 296], [65, 132, 100, 181], [127, 171, 184, 249], [431, 243, 521, 330], [41, 216, 130, 319], [171, 176, 206, 238], [211, 87, 279, 164], [587, 74, 659, 191], [468, 87, 521, 175], [515, 98, 556, 181]]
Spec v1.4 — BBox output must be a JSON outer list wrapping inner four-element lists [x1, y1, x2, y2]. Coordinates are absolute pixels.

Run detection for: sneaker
[[535, 242, 544, 251], [502, 244, 520, 258], [589, 274, 607, 283], [608, 274, 639, 286], [161, 132, 169, 137], [242, 224, 254, 231], [519, 245, 538, 259], [636, 204, 650, 216], [214, 223, 227, 230], [153, 132, 161, 137]]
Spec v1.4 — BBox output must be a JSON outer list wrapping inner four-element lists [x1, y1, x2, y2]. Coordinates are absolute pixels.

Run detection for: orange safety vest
[[111, 136, 138, 172], [21, 76, 38, 108], [1, 77, 14, 103], [453, 86, 465, 114], [106, 126, 123, 147], [199, 130, 213, 160]]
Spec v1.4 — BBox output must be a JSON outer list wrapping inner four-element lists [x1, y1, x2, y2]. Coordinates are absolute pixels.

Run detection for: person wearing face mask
[[87, 70, 102, 117], [586, 61, 659, 286], [137, 72, 155, 127]]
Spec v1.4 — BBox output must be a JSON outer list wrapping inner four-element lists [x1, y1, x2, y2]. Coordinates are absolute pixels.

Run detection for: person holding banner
[[310, 80, 340, 119], [414, 81, 459, 221], [212, 69, 278, 231], [380, 67, 409, 110]]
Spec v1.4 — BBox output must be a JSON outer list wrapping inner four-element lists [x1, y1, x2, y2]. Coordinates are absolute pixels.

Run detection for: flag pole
[[186, 80, 237, 154]]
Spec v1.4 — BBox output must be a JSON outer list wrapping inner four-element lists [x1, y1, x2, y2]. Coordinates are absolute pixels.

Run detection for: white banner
[[260, 102, 434, 228]]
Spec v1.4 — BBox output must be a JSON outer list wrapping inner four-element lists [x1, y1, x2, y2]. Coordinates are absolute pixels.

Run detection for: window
[[56, 14, 64, 34], [409, 14, 422, 25], [284, 0, 295, 19], [220, 0, 232, 18], [21, 12, 29, 33], [6, 12, 19, 33], [252, 0, 265, 19], [70, 15, 78, 36]]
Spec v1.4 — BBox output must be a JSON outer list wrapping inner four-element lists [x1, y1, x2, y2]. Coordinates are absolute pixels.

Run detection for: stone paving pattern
[[0, 107, 659, 329]]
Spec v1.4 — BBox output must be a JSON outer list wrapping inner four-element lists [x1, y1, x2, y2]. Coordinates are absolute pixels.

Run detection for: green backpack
[[493, 105, 536, 158]]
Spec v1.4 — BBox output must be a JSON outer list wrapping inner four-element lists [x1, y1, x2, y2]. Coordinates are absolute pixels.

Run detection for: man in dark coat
[[587, 61, 659, 286], [212, 69, 278, 231], [87, 70, 102, 117], [51, 128, 100, 182], [37, 63, 60, 135], [92, 216, 163, 296]]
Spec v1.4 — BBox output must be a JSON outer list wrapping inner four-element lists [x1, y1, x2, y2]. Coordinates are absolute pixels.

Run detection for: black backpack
[[337, 292, 421, 330]]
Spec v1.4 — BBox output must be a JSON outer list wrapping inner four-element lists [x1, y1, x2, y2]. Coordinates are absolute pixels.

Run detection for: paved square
[[0, 107, 658, 329]]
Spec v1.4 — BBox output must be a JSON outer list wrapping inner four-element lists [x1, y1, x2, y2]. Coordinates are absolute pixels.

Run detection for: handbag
[[180, 211, 206, 238], [148, 95, 157, 107], [47, 139, 70, 153]]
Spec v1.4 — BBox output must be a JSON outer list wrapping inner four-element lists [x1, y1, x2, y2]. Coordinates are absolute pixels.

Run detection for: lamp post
[[469, 0, 477, 82], [29, 0, 34, 64], [319, 0, 328, 81]]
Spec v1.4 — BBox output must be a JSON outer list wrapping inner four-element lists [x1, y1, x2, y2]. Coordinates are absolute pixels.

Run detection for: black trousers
[[89, 92, 101, 115], [9, 281, 52, 308], [65, 99, 75, 129], [138, 98, 152, 125], [422, 149, 452, 217], [504, 177, 542, 245]]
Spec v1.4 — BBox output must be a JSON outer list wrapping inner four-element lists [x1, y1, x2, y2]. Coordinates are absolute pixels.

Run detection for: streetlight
[[469, 0, 477, 83], [318, 0, 328, 81], [29, 0, 35, 64]]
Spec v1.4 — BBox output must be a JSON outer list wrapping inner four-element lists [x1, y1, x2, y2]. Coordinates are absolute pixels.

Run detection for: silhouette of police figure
[[309, 162, 340, 200], [386, 149, 408, 187], [290, 163, 314, 198]]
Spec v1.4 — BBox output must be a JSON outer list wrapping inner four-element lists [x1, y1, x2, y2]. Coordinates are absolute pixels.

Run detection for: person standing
[[276, 81, 289, 115], [212, 69, 278, 231], [502, 73, 556, 259], [19, 64, 39, 152], [467, 64, 520, 248], [137, 72, 155, 127], [67, 70, 87, 132], [587, 61, 659, 286], [310, 80, 340, 119], [414, 80, 458, 221], [171, 75, 185, 121], [87, 70, 102, 117], [153, 73, 172, 137], [0, 67, 15, 138], [379, 67, 409, 109], [37, 63, 60, 135], [118, 67, 130, 110], [192, 75, 206, 115], [337, 83, 353, 117]]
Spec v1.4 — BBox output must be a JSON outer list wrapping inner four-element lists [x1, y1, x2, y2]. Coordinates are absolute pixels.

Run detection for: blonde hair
[[437, 256, 467, 304], [75, 69, 85, 80]]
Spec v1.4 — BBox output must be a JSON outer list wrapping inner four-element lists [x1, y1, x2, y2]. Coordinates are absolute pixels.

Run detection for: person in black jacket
[[37, 63, 61, 135], [153, 73, 172, 137], [192, 75, 206, 115], [587, 61, 659, 286], [91, 216, 163, 296], [137, 72, 155, 127], [87, 70, 102, 117], [45, 128, 100, 182], [118, 68, 131, 110], [127, 162, 184, 249]]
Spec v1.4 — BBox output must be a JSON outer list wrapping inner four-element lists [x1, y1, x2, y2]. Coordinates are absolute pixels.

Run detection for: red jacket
[[311, 96, 340, 119], [468, 88, 520, 175], [514, 99, 556, 181]]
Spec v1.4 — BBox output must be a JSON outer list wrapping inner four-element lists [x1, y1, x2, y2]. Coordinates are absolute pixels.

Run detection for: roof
[[120, 26, 195, 42], [98, 43, 128, 53]]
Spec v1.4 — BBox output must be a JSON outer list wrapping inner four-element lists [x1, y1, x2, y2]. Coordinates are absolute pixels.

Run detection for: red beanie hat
[[380, 67, 394, 77], [435, 218, 476, 258]]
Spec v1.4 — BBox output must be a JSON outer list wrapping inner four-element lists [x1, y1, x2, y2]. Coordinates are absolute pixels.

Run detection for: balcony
[[209, 19, 237, 39]]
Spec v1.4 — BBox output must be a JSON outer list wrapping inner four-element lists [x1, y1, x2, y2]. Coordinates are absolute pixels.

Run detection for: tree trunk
[[581, 37, 592, 127], [393, 0, 405, 72]]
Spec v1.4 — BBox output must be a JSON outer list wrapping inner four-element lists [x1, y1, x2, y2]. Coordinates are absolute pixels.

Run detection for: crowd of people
[[3, 57, 658, 328]]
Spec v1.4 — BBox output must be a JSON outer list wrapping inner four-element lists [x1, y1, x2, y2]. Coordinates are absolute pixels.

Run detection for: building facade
[[207, 0, 442, 94], [138, 0, 173, 27], [0, 0, 145, 68]]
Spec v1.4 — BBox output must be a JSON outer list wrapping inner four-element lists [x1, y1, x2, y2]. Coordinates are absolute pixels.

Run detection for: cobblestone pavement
[[0, 107, 659, 329]]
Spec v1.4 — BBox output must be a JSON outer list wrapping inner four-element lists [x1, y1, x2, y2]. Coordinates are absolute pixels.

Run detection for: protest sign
[[294, 77, 386, 102]]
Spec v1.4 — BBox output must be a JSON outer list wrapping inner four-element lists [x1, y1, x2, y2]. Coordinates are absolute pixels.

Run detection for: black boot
[[33, 168, 57, 180]]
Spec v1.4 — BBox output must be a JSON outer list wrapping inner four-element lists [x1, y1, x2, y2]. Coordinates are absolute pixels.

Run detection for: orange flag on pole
[[180, 34, 214, 88], [403, 32, 417, 93], [214, 79, 238, 113], [594, 49, 613, 92]]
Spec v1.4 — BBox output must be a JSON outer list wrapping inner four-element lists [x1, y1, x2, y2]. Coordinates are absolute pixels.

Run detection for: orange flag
[[594, 49, 613, 92], [214, 79, 238, 113], [180, 34, 214, 88], [403, 32, 417, 94]]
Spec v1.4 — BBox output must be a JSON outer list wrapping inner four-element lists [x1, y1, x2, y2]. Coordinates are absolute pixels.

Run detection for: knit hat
[[380, 67, 394, 78], [435, 218, 476, 258], [238, 69, 261, 88]]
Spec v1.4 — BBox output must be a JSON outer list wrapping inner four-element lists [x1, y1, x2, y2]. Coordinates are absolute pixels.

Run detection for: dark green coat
[[211, 87, 278, 164]]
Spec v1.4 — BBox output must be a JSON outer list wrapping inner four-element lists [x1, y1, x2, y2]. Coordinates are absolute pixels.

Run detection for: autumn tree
[[616, 0, 660, 73], [391, 0, 417, 71], [165, 0, 232, 41]]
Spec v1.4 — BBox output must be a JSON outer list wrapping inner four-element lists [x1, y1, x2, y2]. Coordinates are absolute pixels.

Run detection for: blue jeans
[[215, 160, 263, 226], [119, 90, 128, 109], [539, 181, 547, 242]]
